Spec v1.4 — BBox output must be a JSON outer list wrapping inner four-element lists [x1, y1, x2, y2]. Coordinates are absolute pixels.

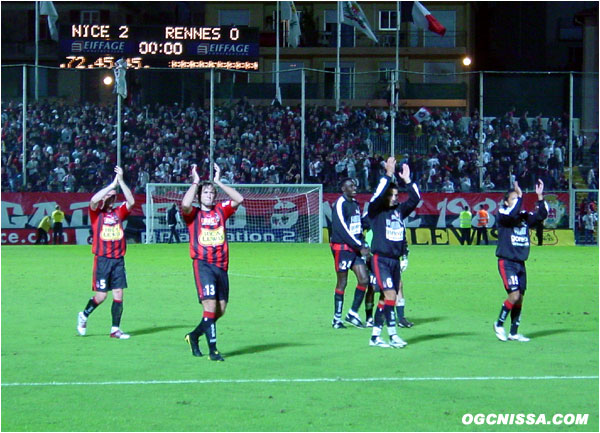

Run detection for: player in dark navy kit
[[493, 180, 547, 342], [182, 163, 244, 362], [77, 166, 135, 339], [330, 178, 370, 329], [367, 157, 420, 348]]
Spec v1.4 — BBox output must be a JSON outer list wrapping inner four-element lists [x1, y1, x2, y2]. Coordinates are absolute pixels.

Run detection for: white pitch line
[[2, 375, 597, 387]]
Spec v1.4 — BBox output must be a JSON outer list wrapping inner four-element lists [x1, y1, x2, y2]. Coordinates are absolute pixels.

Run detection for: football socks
[[83, 297, 99, 317], [334, 290, 344, 319], [374, 305, 385, 328], [350, 285, 367, 314], [510, 304, 522, 335], [365, 301, 374, 321], [204, 317, 217, 353], [383, 299, 396, 328], [395, 297, 405, 320], [111, 299, 123, 328], [496, 299, 513, 326]]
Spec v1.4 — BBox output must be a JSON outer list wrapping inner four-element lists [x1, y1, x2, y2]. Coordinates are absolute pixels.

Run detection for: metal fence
[[1, 65, 598, 215]]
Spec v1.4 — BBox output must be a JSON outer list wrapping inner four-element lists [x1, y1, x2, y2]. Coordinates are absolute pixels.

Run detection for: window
[[424, 62, 456, 83], [379, 62, 397, 81], [379, 10, 398, 30], [80, 10, 100, 25], [218, 10, 250, 26], [273, 62, 305, 83], [324, 62, 355, 99], [324, 10, 354, 47]]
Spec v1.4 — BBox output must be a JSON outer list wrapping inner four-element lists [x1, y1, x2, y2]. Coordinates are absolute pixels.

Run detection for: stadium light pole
[[479, 71, 484, 190], [35, 1, 39, 101], [209, 68, 215, 180], [103, 75, 120, 167], [569, 72, 574, 230], [22, 66, 28, 187], [390, 71, 396, 158], [301, 67, 305, 183]]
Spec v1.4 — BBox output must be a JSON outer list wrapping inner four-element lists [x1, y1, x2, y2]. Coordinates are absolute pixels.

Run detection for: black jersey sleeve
[[526, 200, 549, 226], [368, 175, 392, 218], [399, 182, 421, 219], [498, 197, 523, 227]]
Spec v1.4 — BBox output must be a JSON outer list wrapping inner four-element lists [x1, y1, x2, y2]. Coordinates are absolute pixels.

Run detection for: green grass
[[1, 243, 598, 432]]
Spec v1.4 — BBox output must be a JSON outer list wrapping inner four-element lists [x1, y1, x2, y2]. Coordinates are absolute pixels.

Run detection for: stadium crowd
[[1, 98, 596, 194]]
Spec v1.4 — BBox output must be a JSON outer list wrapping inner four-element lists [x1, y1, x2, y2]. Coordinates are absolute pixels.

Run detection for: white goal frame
[[145, 183, 323, 244]]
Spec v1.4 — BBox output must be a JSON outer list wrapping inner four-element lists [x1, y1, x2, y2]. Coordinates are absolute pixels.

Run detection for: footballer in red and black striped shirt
[[182, 163, 244, 362], [76, 166, 135, 340]]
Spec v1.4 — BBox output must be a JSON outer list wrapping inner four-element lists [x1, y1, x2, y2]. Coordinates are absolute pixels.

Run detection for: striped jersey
[[89, 203, 131, 258], [183, 201, 236, 270], [330, 195, 364, 252], [496, 198, 548, 262], [368, 175, 420, 259]]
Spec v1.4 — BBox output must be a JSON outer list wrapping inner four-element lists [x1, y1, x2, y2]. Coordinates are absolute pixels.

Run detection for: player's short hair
[[339, 177, 354, 190], [385, 183, 399, 198], [198, 181, 216, 196], [502, 190, 516, 207]]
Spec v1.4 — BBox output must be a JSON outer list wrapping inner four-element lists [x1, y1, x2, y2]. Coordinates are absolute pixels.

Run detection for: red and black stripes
[[184, 203, 236, 271]]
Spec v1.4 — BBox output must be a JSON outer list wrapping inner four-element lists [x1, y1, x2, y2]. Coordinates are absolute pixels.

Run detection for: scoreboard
[[59, 24, 259, 70]]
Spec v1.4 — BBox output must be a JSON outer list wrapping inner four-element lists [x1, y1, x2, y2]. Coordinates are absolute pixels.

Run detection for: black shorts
[[365, 256, 379, 292], [498, 258, 527, 294], [192, 260, 229, 303], [92, 256, 127, 291], [371, 254, 400, 293], [330, 244, 365, 273]]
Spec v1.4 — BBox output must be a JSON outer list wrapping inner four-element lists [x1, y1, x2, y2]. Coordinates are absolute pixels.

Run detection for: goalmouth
[[145, 183, 323, 244]]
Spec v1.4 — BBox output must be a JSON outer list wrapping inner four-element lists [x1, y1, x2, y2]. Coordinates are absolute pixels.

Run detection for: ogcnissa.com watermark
[[462, 413, 589, 426]]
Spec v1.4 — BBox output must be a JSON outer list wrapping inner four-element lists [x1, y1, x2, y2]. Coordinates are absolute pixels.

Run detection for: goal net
[[145, 183, 323, 244]]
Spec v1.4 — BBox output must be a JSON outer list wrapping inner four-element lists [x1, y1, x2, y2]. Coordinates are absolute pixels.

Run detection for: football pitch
[[1, 243, 598, 432]]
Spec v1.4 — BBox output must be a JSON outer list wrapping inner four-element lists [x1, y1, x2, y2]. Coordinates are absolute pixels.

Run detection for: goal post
[[145, 183, 323, 244]]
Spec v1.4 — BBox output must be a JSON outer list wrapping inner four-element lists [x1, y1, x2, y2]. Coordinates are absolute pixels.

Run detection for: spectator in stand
[[459, 174, 472, 192], [582, 208, 598, 244], [441, 176, 455, 193], [1, 100, 575, 195]]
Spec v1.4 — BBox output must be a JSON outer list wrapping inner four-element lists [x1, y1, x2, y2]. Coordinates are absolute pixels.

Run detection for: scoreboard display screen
[[59, 24, 259, 70]]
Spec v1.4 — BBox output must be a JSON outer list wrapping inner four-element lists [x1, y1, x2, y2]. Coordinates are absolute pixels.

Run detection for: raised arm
[[528, 179, 548, 224], [115, 166, 135, 210], [397, 163, 421, 218], [181, 164, 200, 215], [498, 181, 523, 225], [90, 170, 118, 211], [368, 157, 395, 218], [213, 163, 243, 208]]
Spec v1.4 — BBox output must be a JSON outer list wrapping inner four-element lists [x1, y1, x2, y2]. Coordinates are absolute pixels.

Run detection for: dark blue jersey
[[367, 175, 420, 259], [495, 198, 548, 262], [330, 195, 364, 252]]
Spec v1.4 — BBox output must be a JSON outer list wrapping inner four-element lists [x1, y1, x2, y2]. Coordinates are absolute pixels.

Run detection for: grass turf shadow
[[526, 329, 581, 339], [225, 342, 309, 357], [79, 325, 188, 337], [408, 332, 475, 345], [411, 316, 445, 325]]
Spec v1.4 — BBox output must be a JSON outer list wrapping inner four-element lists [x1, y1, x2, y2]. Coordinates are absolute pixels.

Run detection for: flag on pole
[[281, 1, 301, 47], [401, 1, 446, 36], [289, 2, 301, 48], [113, 58, 128, 99], [340, 1, 378, 43], [39, 1, 59, 41], [412, 106, 431, 124]]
